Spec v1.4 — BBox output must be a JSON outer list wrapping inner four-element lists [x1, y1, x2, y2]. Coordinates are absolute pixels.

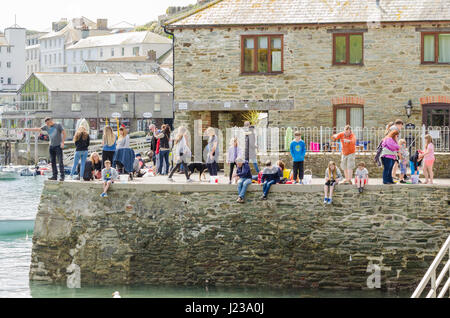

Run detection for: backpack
[[374, 140, 383, 167]]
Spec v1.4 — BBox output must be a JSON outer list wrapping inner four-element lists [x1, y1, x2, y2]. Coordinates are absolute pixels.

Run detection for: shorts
[[341, 153, 356, 171], [325, 180, 337, 187], [424, 159, 435, 166]]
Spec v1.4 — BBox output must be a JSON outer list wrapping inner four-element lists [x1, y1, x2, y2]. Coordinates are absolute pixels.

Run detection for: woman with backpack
[[155, 125, 171, 175]]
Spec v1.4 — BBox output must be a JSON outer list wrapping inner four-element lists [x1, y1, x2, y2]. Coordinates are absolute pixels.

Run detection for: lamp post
[[405, 100, 413, 118]]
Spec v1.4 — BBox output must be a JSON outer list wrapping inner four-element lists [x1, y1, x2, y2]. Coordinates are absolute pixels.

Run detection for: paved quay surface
[[64, 172, 450, 187]]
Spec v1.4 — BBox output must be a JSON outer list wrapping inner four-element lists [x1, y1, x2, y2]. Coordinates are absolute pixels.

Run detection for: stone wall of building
[[30, 181, 449, 291], [172, 23, 450, 128]]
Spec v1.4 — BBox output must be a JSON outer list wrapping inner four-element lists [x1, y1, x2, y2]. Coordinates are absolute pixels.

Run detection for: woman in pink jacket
[[381, 130, 400, 184]]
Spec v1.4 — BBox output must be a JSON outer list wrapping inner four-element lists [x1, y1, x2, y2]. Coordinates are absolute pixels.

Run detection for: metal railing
[[411, 235, 450, 298], [63, 137, 150, 165], [274, 126, 450, 153], [0, 128, 25, 141]]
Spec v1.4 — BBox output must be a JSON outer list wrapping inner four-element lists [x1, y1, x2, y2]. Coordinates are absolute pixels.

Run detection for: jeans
[[169, 160, 190, 179], [49, 145, 64, 178], [263, 180, 276, 197], [381, 157, 395, 184], [252, 162, 260, 173], [410, 160, 419, 175], [207, 161, 218, 176], [158, 150, 170, 175], [229, 162, 236, 181], [293, 161, 304, 181], [71, 150, 88, 178], [237, 178, 253, 199]]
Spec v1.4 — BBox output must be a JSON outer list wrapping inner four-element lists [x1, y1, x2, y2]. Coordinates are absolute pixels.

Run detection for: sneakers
[[100, 192, 108, 198], [261, 195, 267, 200], [358, 187, 363, 193], [186, 179, 193, 183], [168, 177, 175, 182], [324, 197, 328, 204], [59, 177, 65, 182], [236, 197, 244, 203], [400, 180, 406, 184], [48, 176, 57, 181], [328, 198, 333, 204]]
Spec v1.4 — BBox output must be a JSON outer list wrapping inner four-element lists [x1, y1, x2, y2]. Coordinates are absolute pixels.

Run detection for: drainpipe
[[163, 25, 175, 129]]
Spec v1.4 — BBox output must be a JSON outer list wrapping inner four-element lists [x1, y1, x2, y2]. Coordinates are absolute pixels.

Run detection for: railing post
[[320, 126, 323, 152], [431, 270, 437, 298]]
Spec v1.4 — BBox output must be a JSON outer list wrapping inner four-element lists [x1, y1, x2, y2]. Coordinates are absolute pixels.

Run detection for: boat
[[0, 166, 19, 180]]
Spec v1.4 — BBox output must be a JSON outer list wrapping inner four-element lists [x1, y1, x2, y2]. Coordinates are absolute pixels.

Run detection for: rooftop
[[168, 0, 450, 27], [31, 72, 172, 93], [66, 31, 171, 50]]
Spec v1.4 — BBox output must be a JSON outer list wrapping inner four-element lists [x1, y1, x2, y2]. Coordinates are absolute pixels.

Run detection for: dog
[[187, 162, 208, 181]]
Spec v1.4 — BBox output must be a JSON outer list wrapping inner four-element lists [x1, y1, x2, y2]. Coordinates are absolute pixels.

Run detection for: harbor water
[[0, 176, 409, 298]]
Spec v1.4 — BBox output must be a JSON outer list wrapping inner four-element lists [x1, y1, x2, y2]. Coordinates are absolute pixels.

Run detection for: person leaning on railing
[[24, 117, 66, 181]]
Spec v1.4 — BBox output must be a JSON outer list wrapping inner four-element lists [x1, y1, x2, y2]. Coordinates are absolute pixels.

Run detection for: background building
[[26, 31, 47, 78], [1, 72, 173, 138], [66, 31, 172, 73]]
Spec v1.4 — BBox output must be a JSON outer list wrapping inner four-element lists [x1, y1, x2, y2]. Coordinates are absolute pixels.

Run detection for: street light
[[405, 100, 413, 118]]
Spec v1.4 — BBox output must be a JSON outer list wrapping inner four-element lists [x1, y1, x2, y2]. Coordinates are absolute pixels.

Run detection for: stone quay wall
[[30, 181, 449, 291], [172, 23, 450, 129]]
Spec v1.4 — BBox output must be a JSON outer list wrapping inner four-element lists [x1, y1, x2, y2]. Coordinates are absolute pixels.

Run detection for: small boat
[[19, 167, 38, 177], [0, 166, 19, 180]]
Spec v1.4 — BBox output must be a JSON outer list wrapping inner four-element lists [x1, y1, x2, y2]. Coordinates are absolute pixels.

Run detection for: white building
[[0, 26, 26, 102], [39, 17, 110, 73], [26, 32, 47, 78], [66, 31, 172, 73]]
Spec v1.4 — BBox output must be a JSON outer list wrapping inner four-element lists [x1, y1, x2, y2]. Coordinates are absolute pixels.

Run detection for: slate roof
[[168, 0, 450, 27], [33, 73, 172, 92], [66, 31, 171, 50]]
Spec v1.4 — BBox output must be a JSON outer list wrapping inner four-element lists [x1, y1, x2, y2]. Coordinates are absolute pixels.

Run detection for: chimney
[[81, 22, 89, 39], [147, 50, 157, 62], [97, 19, 108, 30], [52, 19, 68, 32]]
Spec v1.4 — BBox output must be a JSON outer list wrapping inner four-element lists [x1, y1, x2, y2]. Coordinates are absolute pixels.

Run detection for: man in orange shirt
[[331, 125, 356, 184]]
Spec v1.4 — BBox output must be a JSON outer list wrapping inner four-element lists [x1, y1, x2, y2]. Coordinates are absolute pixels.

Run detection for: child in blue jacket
[[289, 131, 306, 184]]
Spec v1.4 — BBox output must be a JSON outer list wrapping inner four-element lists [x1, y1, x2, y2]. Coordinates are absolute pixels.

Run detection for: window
[[333, 104, 364, 130], [333, 33, 363, 65], [111, 48, 115, 57], [7, 46, 11, 53], [59, 53, 61, 64], [133, 47, 139, 56], [0, 78, 3, 83], [7, 78, 12, 85], [100, 48, 103, 58], [73, 51, 76, 61], [422, 32, 450, 64], [71, 94, 81, 111], [154, 94, 161, 112], [123, 94, 129, 111], [241, 35, 283, 74], [122, 47, 125, 56], [88, 50, 91, 59], [44, 55, 47, 64], [73, 66, 77, 73], [110, 94, 116, 104], [6, 62, 11, 68]]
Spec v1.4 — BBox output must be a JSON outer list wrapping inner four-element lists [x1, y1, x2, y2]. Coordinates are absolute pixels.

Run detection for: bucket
[[411, 174, 419, 184], [210, 176, 219, 184], [303, 169, 313, 185], [310, 142, 320, 152], [119, 174, 129, 184]]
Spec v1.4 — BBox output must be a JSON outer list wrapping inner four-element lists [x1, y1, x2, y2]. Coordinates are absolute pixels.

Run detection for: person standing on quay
[[155, 125, 171, 175], [102, 126, 116, 169], [70, 126, 90, 180], [289, 131, 306, 184], [331, 125, 356, 184], [168, 127, 192, 183], [205, 127, 219, 178], [380, 130, 400, 184], [25, 117, 66, 181], [244, 121, 259, 173]]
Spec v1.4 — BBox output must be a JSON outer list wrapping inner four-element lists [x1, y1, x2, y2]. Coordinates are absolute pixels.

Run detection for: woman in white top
[[116, 127, 130, 149], [168, 127, 192, 183]]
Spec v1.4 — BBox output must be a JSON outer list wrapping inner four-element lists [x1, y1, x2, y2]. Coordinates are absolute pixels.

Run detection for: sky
[[0, 0, 197, 32]]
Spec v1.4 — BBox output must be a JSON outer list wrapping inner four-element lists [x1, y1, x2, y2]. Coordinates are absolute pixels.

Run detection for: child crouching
[[324, 161, 343, 204], [260, 160, 282, 200], [355, 162, 369, 193], [101, 160, 119, 198]]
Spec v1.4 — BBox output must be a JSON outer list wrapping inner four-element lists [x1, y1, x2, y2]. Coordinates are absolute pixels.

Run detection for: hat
[[136, 153, 141, 157], [235, 157, 244, 163]]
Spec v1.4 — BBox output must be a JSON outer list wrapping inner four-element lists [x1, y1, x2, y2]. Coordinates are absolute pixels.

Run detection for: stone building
[[1, 73, 173, 139], [166, 0, 450, 136]]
